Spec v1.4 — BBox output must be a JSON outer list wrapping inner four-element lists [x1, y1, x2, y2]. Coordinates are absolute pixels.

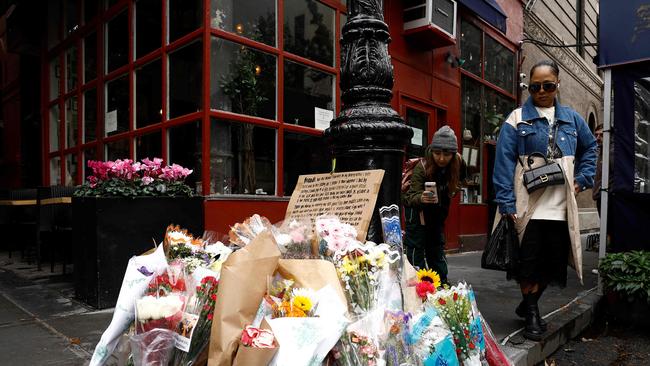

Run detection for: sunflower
[[416, 268, 441, 288]]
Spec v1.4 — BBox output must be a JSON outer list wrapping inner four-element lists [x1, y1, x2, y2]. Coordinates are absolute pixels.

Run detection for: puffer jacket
[[492, 97, 597, 283]]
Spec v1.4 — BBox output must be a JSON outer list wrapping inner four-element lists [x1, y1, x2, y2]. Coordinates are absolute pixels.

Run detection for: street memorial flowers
[[75, 158, 194, 197]]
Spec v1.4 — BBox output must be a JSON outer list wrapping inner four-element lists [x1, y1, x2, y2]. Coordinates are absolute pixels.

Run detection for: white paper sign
[[105, 110, 118, 133], [314, 107, 334, 130], [411, 127, 423, 146]]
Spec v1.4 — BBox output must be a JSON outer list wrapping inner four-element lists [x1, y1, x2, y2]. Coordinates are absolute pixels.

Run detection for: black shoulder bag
[[482, 216, 518, 272], [520, 122, 565, 193]]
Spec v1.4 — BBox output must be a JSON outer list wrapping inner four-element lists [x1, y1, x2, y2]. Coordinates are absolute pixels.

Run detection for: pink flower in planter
[[142, 176, 154, 185]]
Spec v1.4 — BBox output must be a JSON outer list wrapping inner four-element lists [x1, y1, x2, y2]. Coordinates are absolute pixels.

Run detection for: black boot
[[516, 288, 547, 330], [522, 292, 544, 341]]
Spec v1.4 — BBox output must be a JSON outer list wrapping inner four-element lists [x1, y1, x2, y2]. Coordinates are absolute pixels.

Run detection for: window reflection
[[106, 139, 130, 161], [135, 131, 162, 161], [405, 108, 428, 159], [50, 58, 60, 100], [84, 32, 97, 82], [84, 89, 97, 142], [634, 78, 650, 193], [66, 96, 78, 148], [169, 122, 203, 193], [50, 105, 60, 152], [106, 11, 129, 72], [136, 0, 162, 58], [284, 0, 335, 66], [168, 0, 202, 43], [50, 157, 61, 185], [485, 36, 514, 93], [211, 0, 276, 46], [83, 148, 96, 180], [211, 38, 276, 119], [169, 41, 202, 118], [210, 119, 276, 195], [461, 76, 482, 204], [460, 20, 481, 76], [136, 59, 162, 127], [66, 154, 78, 186], [105, 74, 130, 136], [66, 45, 77, 92], [283, 60, 334, 128], [283, 132, 329, 196], [483, 89, 514, 142]]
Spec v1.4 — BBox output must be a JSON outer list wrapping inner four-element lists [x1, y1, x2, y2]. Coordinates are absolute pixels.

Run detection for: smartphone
[[424, 182, 438, 200]]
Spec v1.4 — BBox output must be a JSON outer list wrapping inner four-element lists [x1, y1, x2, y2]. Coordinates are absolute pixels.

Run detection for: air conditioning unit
[[403, 0, 457, 48]]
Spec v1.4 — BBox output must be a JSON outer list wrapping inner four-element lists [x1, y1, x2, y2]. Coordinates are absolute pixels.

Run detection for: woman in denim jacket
[[493, 60, 597, 341]]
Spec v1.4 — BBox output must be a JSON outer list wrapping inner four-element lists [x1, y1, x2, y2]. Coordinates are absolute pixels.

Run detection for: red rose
[[469, 342, 476, 350], [453, 292, 458, 301], [207, 313, 213, 321], [416, 281, 436, 300], [211, 294, 217, 301], [438, 298, 446, 305]]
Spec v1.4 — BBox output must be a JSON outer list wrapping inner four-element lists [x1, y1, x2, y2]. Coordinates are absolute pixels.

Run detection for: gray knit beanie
[[430, 125, 458, 153]]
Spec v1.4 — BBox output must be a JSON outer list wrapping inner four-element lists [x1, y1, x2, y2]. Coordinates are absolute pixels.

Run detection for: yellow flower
[[341, 257, 358, 274], [416, 268, 441, 288], [292, 295, 313, 312]]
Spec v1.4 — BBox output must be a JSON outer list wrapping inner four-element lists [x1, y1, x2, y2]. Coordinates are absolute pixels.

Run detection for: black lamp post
[[324, 0, 413, 243]]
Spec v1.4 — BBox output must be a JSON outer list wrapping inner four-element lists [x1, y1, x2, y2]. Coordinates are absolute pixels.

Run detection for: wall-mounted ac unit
[[403, 0, 457, 48]]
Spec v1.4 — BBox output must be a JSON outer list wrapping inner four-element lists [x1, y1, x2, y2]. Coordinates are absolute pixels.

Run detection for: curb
[[500, 288, 601, 366]]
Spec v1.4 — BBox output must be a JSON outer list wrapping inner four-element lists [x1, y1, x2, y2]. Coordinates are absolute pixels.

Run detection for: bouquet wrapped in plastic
[[272, 219, 315, 259], [409, 306, 459, 366], [228, 214, 273, 246]]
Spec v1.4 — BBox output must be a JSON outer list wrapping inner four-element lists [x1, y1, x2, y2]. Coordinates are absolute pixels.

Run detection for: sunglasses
[[528, 82, 558, 93]]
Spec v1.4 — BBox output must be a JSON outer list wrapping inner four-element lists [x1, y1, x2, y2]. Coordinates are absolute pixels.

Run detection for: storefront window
[[136, 0, 162, 58], [105, 74, 130, 136], [66, 46, 78, 92], [283, 60, 334, 128], [168, 0, 203, 43], [65, 0, 79, 35], [460, 20, 481, 76], [211, 0, 276, 46], [84, 0, 98, 24], [84, 89, 97, 142], [210, 119, 276, 195], [169, 41, 202, 118], [106, 11, 129, 72], [483, 89, 515, 142], [634, 78, 650, 193], [48, 0, 62, 50], [211, 38, 276, 119], [461, 76, 482, 204], [485, 36, 515, 93], [84, 32, 97, 82], [50, 58, 60, 100], [106, 139, 130, 161], [169, 122, 202, 193], [66, 96, 78, 148], [50, 105, 60, 152], [284, 0, 335, 66], [65, 154, 78, 186], [50, 157, 61, 185], [135, 131, 162, 161], [83, 148, 96, 180], [405, 108, 429, 159], [136, 59, 162, 127], [283, 132, 329, 196]]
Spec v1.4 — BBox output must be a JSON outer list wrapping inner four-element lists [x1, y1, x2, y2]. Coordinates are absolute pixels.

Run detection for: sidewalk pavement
[[0, 249, 601, 366]]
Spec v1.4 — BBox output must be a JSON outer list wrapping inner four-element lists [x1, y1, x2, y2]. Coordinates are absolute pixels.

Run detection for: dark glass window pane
[[284, 0, 335, 66], [483, 89, 515, 141], [283, 132, 329, 196], [461, 76, 483, 204], [66, 45, 78, 92], [83, 148, 96, 180], [106, 139, 130, 161], [211, 38, 276, 119], [211, 0, 276, 46], [405, 108, 428, 159], [105, 74, 130, 136], [66, 96, 78, 148], [48, 0, 62, 49], [105, 0, 120, 10], [84, 0, 98, 24], [485, 36, 514, 93], [283, 60, 334, 128], [106, 11, 129, 72], [50, 58, 60, 100], [136, 59, 162, 127], [65, 154, 78, 186], [634, 78, 650, 193], [169, 41, 202, 118], [65, 0, 79, 35], [50, 105, 60, 152], [50, 157, 61, 185], [135, 131, 162, 161], [210, 119, 276, 195], [84, 89, 97, 142], [169, 0, 202, 43], [460, 19, 481, 76], [169, 122, 203, 193], [136, 0, 162, 58], [85, 32, 97, 82]]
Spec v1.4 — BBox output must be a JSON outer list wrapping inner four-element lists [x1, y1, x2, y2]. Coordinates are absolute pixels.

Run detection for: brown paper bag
[[208, 231, 281, 366], [231, 342, 278, 366], [276, 259, 347, 307]]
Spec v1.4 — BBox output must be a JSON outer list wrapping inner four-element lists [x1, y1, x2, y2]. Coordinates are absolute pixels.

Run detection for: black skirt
[[509, 219, 571, 287]]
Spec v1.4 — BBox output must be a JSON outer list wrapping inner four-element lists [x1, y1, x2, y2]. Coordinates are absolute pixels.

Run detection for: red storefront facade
[[2, 0, 523, 250]]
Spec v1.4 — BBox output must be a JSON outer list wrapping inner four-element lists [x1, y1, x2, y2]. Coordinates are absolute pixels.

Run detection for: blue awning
[[598, 0, 650, 68], [459, 0, 507, 33]]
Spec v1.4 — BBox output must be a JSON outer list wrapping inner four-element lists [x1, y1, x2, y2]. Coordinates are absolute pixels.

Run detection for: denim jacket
[[493, 97, 597, 215]]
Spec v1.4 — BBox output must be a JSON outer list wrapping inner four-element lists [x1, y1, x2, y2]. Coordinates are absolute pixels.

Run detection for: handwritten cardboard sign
[[284, 170, 384, 240]]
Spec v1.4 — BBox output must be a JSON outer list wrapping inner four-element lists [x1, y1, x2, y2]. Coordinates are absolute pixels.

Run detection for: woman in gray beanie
[[402, 125, 464, 283]]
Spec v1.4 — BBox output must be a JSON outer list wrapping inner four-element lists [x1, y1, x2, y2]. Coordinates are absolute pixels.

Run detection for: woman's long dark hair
[[424, 148, 462, 197]]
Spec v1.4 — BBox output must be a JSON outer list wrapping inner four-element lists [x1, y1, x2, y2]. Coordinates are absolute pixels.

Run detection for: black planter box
[[73, 196, 204, 309]]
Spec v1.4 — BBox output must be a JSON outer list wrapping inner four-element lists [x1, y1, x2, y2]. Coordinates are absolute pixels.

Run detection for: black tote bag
[[481, 217, 519, 272]]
